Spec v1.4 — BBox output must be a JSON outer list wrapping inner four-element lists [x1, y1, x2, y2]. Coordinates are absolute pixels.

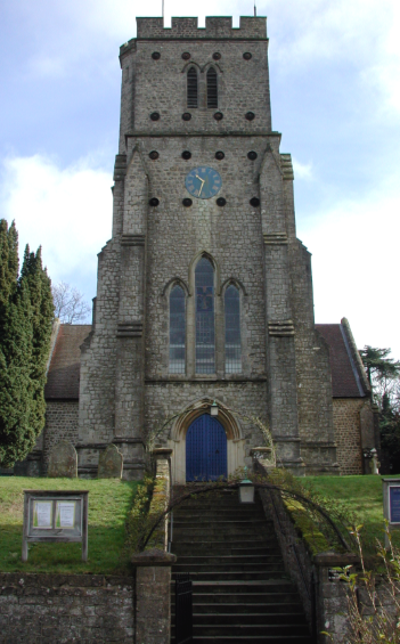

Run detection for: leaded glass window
[[169, 285, 185, 374], [207, 67, 218, 108], [187, 67, 198, 108], [195, 258, 215, 374], [225, 285, 241, 373]]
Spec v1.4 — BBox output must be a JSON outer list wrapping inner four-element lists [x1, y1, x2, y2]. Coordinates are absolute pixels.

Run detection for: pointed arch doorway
[[186, 414, 228, 481]]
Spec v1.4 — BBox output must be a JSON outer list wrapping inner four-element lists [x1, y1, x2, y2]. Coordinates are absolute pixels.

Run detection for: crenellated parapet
[[134, 16, 267, 41]]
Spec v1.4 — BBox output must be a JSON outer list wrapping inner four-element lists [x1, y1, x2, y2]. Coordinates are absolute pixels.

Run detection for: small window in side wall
[[187, 67, 198, 108], [169, 285, 186, 374], [195, 258, 215, 374], [225, 285, 242, 374], [207, 67, 218, 108]]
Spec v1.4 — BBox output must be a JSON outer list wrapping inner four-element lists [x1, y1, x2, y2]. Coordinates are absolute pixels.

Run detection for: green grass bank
[[1, 474, 398, 574], [302, 474, 400, 552], [0, 477, 139, 574]]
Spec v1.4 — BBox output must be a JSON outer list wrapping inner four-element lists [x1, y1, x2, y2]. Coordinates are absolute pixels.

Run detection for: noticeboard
[[389, 486, 400, 524], [382, 478, 400, 548], [22, 490, 88, 562]]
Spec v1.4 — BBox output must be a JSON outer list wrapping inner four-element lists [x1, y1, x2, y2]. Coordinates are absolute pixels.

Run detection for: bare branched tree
[[52, 281, 91, 324]]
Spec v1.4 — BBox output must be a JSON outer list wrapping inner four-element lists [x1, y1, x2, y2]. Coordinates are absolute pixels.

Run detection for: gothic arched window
[[195, 258, 215, 374], [207, 67, 218, 108], [225, 285, 241, 373], [169, 285, 185, 374], [187, 67, 198, 108]]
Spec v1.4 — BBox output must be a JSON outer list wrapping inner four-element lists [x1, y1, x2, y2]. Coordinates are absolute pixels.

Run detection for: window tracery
[[169, 285, 185, 374], [195, 258, 215, 374], [225, 285, 242, 373]]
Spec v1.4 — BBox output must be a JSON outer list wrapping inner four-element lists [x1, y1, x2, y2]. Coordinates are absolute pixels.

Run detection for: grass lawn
[[301, 474, 400, 555], [0, 477, 139, 574]]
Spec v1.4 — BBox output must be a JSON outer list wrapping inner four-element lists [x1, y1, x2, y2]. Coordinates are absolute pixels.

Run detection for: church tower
[[77, 16, 339, 480]]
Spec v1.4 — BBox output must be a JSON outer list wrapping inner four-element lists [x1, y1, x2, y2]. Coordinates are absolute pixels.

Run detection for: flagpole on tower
[[162, 0, 164, 20], [254, 2, 257, 17]]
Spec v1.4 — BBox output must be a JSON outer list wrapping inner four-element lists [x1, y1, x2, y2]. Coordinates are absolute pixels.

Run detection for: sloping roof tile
[[316, 324, 366, 398], [45, 323, 366, 401], [45, 325, 91, 399]]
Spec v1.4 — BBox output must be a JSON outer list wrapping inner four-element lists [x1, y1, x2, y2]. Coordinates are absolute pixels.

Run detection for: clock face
[[185, 166, 222, 199]]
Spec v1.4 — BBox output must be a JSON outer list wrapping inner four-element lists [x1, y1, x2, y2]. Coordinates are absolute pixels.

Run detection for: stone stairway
[[170, 488, 313, 643]]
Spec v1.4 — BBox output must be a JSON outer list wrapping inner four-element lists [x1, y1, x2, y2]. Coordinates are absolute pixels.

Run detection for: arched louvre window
[[195, 258, 215, 374], [169, 285, 185, 374], [207, 67, 218, 108], [187, 67, 198, 108], [225, 286, 241, 373]]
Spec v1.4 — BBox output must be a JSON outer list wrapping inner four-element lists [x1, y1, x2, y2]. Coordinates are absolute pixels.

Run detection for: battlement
[[135, 16, 267, 40]]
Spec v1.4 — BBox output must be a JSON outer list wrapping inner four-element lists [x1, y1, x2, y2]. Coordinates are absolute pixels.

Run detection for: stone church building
[[20, 16, 378, 481]]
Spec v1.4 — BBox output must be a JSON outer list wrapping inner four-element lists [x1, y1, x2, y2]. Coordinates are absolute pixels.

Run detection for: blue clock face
[[185, 166, 222, 199]]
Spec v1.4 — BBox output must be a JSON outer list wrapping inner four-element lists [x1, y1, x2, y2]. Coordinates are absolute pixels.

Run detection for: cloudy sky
[[0, 0, 399, 359]]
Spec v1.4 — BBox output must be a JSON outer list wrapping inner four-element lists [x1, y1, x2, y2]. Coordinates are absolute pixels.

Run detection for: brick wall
[[333, 399, 363, 475], [0, 573, 134, 644]]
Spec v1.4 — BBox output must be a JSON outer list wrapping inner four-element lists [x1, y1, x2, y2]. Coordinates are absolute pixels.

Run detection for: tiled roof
[[45, 325, 91, 399], [316, 323, 367, 398]]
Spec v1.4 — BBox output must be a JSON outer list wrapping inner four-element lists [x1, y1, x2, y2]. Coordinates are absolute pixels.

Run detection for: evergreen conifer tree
[[0, 221, 54, 467], [20, 245, 54, 443]]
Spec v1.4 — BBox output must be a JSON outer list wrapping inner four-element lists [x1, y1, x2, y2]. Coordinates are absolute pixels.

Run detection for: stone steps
[[170, 489, 312, 643]]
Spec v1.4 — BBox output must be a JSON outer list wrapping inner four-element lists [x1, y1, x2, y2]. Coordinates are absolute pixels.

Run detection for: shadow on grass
[[0, 523, 132, 574]]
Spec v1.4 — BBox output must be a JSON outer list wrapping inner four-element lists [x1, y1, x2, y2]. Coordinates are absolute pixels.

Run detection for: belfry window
[[187, 67, 198, 108], [207, 67, 218, 108], [195, 258, 215, 374], [225, 285, 241, 373], [169, 285, 186, 374]]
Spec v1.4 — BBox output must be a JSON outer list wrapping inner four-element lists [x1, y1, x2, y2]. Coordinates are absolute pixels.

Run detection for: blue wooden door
[[186, 414, 228, 482]]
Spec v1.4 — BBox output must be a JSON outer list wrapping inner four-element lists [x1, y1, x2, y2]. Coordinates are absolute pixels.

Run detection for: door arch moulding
[[168, 398, 246, 484]]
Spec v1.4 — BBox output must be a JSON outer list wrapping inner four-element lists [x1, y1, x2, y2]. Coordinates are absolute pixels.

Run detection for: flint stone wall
[[43, 401, 79, 468], [0, 573, 134, 644]]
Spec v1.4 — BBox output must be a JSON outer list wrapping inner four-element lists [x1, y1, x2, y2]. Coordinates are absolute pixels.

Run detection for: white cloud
[[266, 0, 400, 117], [299, 174, 400, 360], [0, 154, 112, 297], [292, 158, 314, 181]]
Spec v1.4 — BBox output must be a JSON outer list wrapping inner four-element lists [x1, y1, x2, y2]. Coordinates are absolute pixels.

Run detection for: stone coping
[[0, 572, 133, 587], [131, 548, 177, 567], [153, 448, 173, 457], [313, 551, 360, 567]]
